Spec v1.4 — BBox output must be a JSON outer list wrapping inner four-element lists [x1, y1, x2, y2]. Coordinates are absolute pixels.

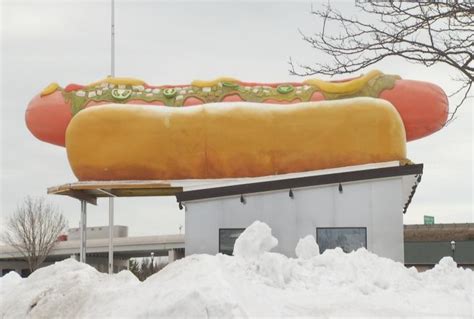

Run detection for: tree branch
[[289, 0, 473, 114]]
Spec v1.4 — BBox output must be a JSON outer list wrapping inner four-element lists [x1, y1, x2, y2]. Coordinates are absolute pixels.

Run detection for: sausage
[[26, 71, 448, 146]]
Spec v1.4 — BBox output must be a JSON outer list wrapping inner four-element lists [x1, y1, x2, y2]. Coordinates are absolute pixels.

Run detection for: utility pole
[[108, 0, 116, 275]]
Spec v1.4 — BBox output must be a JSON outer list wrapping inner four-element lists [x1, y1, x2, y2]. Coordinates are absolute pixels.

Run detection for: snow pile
[[295, 235, 320, 259], [1, 221, 473, 318], [233, 220, 278, 259]]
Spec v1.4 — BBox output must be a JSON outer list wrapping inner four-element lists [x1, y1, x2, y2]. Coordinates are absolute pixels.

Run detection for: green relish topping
[[163, 88, 177, 98], [112, 89, 132, 100], [61, 74, 399, 115], [222, 82, 239, 89], [277, 85, 294, 94]]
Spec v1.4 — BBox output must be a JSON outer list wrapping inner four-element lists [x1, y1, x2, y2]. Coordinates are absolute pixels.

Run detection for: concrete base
[[168, 248, 185, 262]]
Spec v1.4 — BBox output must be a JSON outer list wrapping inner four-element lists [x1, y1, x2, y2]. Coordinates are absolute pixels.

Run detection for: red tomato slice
[[65, 83, 85, 92]]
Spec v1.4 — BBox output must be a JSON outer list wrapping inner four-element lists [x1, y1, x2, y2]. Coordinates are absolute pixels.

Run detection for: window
[[219, 228, 244, 255], [21, 268, 31, 278], [316, 227, 367, 254], [2, 269, 14, 276]]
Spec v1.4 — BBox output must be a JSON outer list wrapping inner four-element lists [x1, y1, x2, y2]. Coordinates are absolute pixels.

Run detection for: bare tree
[[128, 258, 167, 281], [2, 197, 67, 273], [290, 0, 473, 122]]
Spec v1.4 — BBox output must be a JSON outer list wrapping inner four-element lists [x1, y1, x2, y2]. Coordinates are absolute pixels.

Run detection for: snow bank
[[233, 220, 278, 259], [295, 235, 320, 259], [1, 222, 473, 318]]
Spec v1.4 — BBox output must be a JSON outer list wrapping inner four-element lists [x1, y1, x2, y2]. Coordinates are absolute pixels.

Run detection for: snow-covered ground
[[1, 221, 472, 318]]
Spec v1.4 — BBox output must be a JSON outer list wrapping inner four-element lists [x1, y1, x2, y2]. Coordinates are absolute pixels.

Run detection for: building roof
[[48, 180, 183, 205], [176, 163, 424, 210], [404, 223, 474, 241], [47, 162, 422, 213]]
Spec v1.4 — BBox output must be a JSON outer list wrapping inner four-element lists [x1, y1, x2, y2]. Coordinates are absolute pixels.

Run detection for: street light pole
[[150, 252, 154, 274], [450, 240, 456, 260]]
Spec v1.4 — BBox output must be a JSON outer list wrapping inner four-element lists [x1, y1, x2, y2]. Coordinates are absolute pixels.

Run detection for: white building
[[177, 162, 423, 262], [68, 225, 128, 240]]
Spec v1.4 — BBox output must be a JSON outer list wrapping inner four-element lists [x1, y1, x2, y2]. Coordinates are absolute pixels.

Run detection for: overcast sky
[[1, 0, 472, 237]]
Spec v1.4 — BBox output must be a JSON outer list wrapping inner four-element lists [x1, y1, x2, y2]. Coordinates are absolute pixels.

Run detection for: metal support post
[[80, 200, 87, 263], [108, 197, 114, 274]]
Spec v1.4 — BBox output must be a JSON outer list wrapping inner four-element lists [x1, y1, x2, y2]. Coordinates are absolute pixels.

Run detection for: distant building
[[404, 223, 474, 271], [0, 225, 185, 276], [68, 225, 128, 240]]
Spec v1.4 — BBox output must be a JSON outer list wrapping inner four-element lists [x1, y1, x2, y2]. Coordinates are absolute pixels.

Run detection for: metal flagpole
[[111, 0, 115, 77], [108, 0, 115, 275]]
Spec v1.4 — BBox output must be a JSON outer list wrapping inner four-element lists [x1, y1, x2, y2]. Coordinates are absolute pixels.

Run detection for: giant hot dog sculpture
[[26, 70, 448, 180]]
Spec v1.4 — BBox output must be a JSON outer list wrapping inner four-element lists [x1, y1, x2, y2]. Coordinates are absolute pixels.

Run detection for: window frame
[[218, 228, 245, 255], [316, 227, 368, 254]]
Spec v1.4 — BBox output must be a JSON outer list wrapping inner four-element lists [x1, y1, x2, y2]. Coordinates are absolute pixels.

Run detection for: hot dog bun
[[66, 98, 407, 181]]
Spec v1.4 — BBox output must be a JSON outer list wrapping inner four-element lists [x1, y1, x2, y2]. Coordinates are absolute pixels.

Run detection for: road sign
[[424, 215, 435, 225]]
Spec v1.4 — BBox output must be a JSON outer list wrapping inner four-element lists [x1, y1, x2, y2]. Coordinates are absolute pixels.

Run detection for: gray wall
[[185, 177, 404, 262], [405, 240, 474, 265]]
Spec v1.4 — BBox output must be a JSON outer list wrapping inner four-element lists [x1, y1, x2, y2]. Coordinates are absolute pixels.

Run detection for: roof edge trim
[[176, 164, 424, 202]]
